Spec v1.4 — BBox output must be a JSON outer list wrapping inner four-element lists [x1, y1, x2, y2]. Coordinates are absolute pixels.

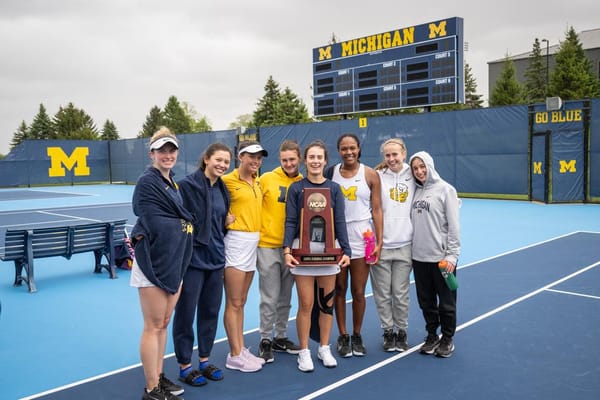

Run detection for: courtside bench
[[0, 219, 127, 293]]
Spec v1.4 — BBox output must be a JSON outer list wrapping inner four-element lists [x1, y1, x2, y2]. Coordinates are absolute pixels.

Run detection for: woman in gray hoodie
[[409, 151, 460, 358]]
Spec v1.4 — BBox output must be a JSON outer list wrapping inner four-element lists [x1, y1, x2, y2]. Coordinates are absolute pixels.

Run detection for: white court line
[[545, 288, 600, 300], [299, 259, 600, 400], [37, 210, 102, 223], [0, 203, 132, 216]]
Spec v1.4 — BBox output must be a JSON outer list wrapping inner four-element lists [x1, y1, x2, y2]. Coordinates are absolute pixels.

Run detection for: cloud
[[1, 0, 598, 154]]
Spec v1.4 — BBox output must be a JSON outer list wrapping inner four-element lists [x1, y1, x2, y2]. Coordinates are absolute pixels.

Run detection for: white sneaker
[[242, 347, 266, 366], [297, 348, 314, 372], [317, 344, 337, 368], [225, 352, 262, 372]]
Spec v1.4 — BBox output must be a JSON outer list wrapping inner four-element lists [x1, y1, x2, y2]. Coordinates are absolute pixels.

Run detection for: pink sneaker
[[242, 347, 266, 366], [225, 353, 262, 372]]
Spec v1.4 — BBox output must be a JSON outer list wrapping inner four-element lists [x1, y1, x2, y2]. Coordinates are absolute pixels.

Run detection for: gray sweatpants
[[369, 245, 412, 331], [257, 247, 295, 339]]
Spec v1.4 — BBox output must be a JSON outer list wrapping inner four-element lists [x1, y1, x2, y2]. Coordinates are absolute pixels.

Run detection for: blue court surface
[[0, 185, 599, 400]]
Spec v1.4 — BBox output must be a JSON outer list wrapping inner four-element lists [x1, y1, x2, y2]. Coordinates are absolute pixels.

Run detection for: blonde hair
[[375, 138, 408, 171], [149, 126, 177, 147]]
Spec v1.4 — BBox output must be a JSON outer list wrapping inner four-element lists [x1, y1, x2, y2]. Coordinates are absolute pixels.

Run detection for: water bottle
[[363, 229, 376, 264], [438, 260, 458, 290]]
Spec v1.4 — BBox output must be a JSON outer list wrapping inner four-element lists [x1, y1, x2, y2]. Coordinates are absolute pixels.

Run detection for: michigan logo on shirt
[[389, 183, 409, 203], [340, 185, 358, 201]]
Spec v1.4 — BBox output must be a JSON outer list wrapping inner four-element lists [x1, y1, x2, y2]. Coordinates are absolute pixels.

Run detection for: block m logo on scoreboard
[[428, 20, 447, 38], [318, 46, 332, 61], [47, 146, 91, 177]]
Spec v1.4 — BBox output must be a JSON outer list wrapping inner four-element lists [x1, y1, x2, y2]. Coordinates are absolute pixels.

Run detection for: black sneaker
[[419, 333, 440, 355], [159, 373, 184, 396], [382, 329, 396, 352], [337, 334, 352, 357], [143, 386, 182, 400], [272, 337, 301, 354], [351, 334, 366, 356], [259, 338, 275, 363], [395, 329, 409, 352], [434, 336, 455, 358]]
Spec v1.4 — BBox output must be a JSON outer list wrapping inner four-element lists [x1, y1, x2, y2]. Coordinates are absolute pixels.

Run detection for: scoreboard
[[312, 17, 464, 116]]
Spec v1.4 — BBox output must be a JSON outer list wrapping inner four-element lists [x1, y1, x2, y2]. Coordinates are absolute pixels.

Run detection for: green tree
[[29, 104, 54, 140], [52, 102, 99, 140], [550, 26, 600, 99], [10, 120, 30, 150], [276, 87, 312, 125], [100, 119, 119, 140], [138, 106, 164, 138], [229, 114, 254, 129], [182, 102, 212, 133], [464, 62, 484, 108], [163, 95, 192, 134], [523, 38, 548, 103], [253, 76, 282, 127], [489, 55, 525, 106], [252, 76, 311, 127]]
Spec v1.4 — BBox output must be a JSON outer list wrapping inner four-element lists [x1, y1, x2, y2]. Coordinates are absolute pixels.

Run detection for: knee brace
[[318, 287, 335, 315]]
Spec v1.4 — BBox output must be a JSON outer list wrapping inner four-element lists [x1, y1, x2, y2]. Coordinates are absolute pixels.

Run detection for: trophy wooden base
[[291, 247, 343, 266]]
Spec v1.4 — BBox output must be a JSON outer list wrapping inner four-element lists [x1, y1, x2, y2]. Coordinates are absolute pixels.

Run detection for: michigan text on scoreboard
[[312, 17, 464, 116]]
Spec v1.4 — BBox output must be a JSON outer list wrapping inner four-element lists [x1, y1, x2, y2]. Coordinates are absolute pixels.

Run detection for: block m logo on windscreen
[[47, 147, 90, 177]]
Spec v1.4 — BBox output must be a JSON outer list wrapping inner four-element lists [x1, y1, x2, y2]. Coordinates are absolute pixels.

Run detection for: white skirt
[[224, 230, 260, 272]]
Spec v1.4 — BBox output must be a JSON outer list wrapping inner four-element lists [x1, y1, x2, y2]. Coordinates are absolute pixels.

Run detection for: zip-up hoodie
[[378, 163, 415, 249], [409, 151, 460, 265]]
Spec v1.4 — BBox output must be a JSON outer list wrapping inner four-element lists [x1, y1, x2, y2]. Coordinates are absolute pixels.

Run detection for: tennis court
[[0, 185, 599, 399]]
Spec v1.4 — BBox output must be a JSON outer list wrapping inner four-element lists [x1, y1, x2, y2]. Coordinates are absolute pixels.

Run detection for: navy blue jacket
[[178, 168, 230, 247], [131, 167, 194, 294]]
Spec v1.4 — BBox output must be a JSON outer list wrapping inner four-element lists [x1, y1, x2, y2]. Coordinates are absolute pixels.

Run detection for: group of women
[[130, 127, 460, 400]]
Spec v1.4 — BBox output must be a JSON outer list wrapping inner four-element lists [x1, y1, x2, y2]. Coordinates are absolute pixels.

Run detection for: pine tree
[[100, 119, 119, 140], [252, 76, 311, 127], [550, 26, 600, 99], [138, 106, 164, 138], [253, 76, 282, 127], [489, 55, 525, 106], [523, 38, 548, 103], [52, 102, 99, 140], [163, 95, 192, 134], [29, 104, 54, 140], [10, 120, 30, 150], [464, 62, 483, 108], [276, 87, 312, 125]]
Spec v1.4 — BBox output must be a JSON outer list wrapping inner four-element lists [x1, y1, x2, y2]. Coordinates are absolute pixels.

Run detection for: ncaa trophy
[[291, 187, 342, 266]]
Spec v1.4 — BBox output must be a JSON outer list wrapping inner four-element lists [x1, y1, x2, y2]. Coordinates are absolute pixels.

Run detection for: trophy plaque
[[291, 187, 343, 266]]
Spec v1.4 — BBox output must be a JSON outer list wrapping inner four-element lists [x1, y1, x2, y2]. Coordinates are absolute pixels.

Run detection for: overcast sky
[[1, 0, 598, 155]]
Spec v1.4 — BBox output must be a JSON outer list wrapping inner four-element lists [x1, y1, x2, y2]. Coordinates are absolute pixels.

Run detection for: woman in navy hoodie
[[173, 143, 233, 387], [130, 127, 194, 400]]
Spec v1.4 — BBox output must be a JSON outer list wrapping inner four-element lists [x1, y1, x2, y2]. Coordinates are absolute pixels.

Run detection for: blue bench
[[0, 220, 128, 292]]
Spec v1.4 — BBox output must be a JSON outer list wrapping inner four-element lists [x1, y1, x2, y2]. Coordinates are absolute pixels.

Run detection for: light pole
[[541, 39, 549, 95]]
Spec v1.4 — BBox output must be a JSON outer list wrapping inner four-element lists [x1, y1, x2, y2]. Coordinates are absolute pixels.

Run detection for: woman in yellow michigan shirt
[[221, 141, 268, 373]]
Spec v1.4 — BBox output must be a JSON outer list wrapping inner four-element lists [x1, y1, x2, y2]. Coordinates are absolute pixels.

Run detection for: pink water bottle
[[363, 229, 376, 264]]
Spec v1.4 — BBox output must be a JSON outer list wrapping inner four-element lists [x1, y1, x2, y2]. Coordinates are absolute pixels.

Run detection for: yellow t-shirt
[[258, 167, 303, 248], [222, 168, 263, 232]]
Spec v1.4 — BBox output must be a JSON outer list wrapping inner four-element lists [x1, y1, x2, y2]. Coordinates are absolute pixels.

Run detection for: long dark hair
[[199, 142, 232, 170]]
